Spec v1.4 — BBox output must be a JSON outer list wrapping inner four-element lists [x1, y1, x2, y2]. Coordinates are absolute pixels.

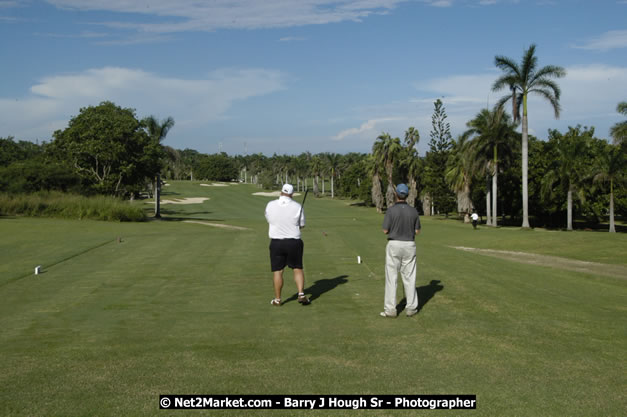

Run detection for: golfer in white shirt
[[264, 184, 310, 306]]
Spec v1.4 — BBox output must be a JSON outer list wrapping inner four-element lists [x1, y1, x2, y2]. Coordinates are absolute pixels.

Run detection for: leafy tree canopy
[[50, 101, 162, 196]]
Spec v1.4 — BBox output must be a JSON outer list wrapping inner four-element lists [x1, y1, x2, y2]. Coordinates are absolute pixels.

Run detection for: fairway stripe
[[450, 246, 627, 279], [182, 220, 250, 230]]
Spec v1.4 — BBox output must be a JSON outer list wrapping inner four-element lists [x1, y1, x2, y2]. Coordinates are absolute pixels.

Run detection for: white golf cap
[[281, 184, 294, 194]]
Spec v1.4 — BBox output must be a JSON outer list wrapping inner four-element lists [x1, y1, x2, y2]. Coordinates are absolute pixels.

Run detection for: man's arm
[[383, 229, 389, 234]]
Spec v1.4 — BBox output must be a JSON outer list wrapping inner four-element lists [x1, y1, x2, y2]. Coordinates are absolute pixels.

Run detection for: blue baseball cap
[[396, 183, 409, 197]]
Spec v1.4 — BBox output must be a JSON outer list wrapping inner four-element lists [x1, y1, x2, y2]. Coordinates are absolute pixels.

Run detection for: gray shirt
[[382, 201, 421, 241]]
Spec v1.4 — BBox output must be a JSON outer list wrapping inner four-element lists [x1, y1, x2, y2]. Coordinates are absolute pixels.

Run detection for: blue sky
[[1, 0, 626, 156]]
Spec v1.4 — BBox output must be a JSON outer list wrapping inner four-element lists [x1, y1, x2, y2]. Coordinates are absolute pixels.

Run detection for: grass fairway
[[1, 181, 626, 416]]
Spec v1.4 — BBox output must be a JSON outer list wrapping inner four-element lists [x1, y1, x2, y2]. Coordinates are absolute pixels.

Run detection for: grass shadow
[[283, 275, 349, 305], [396, 279, 444, 315]]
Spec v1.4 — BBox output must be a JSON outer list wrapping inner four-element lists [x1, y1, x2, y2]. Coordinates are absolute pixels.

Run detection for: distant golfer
[[264, 184, 310, 306], [471, 212, 479, 229], [381, 184, 421, 318]]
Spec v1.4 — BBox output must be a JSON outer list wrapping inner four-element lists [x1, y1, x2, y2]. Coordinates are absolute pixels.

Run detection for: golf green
[[1, 181, 625, 416]]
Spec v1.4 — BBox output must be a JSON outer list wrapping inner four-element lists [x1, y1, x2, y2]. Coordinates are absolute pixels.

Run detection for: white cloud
[[0, 67, 286, 141], [44, 0, 409, 33], [333, 117, 404, 140], [335, 63, 627, 152], [412, 64, 627, 139], [573, 29, 627, 51]]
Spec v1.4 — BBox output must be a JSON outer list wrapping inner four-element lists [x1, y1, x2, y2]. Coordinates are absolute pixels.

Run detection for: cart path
[[450, 246, 627, 279]]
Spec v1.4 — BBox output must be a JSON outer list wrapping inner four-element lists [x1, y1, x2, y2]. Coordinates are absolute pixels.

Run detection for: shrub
[[0, 192, 146, 222]]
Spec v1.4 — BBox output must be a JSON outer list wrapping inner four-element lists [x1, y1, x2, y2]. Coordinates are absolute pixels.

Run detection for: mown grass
[[0, 192, 146, 221], [0, 181, 625, 417]]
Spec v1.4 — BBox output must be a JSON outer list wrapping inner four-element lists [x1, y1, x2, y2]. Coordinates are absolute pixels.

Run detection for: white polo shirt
[[265, 195, 305, 239]]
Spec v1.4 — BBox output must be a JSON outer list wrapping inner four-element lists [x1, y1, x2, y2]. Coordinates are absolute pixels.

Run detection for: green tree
[[339, 158, 369, 200], [445, 135, 474, 222], [195, 153, 239, 181], [465, 107, 518, 226], [493, 44, 566, 228], [592, 143, 626, 233], [402, 127, 421, 207], [1, 136, 44, 167], [424, 99, 455, 215], [541, 126, 591, 231], [369, 157, 384, 213], [51, 101, 159, 196], [372, 133, 403, 208], [144, 116, 175, 218], [324, 153, 342, 199], [310, 156, 323, 196], [610, 101, 627, 145]]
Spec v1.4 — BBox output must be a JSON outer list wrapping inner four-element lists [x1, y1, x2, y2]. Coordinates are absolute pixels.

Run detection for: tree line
[[1, 46, 625, 230]]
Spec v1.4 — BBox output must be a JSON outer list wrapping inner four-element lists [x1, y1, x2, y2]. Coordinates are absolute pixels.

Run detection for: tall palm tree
[[325, 153, 341, 199], [592, 143, 626, 233], [445, 135, 474, 222], [144, 115, 175, 218], [367, 154, 384, 213], [310, 156, 322, 196], [493, 44, 565, 228], [610, 101, 627, 145], [465, 107, 517, 226], [403, 127, 420, 207], [373, 133, 403, 208]]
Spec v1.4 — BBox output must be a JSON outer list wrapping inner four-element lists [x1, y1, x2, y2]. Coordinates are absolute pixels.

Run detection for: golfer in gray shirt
[[381, 183, 421, 318]]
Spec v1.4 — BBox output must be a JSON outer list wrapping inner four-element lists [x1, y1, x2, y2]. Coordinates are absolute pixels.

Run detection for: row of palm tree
[[234, 151, 365, 199], [366, 44, 624, 231]]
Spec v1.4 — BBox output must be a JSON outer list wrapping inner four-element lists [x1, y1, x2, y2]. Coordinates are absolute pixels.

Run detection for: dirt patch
[[146, 197, 209, 205], [183, 220, 250, 231], [450, 246, 627, 279], [200, 183, 229, 187], [253, 191, 302, 197]]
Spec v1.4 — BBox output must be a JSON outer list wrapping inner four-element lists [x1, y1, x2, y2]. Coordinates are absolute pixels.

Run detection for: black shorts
[[269, 239, 304, 271]]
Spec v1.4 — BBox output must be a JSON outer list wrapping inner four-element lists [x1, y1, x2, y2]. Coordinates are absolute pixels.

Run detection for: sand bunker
[[183, 220, 250, 230], [253, 191, 302, 197], [451, 246, 627, 279], [200, 183, 229, 187], [146, 197, 209, 205]]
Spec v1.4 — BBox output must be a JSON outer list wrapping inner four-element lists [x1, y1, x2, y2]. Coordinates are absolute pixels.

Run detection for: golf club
[[299, 188, 309, 227]]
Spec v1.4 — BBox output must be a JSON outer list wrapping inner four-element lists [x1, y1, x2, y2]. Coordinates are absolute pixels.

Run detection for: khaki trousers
[[384, 240, 418, 315]]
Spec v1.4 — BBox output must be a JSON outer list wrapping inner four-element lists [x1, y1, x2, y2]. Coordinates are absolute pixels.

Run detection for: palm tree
[[373, 133, 403, 208], [592, 143, 626, 233], [610, 101, 627, 145], [445, 135, 474, 222], [403, 127, 421, 207], [325, 153, 341, 199], [541, 127, 589, 231], [310, 156, 323, 196], [493, 44, 566, 228], [465, 107, 517, 226], [144, 115, 175, 218]]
